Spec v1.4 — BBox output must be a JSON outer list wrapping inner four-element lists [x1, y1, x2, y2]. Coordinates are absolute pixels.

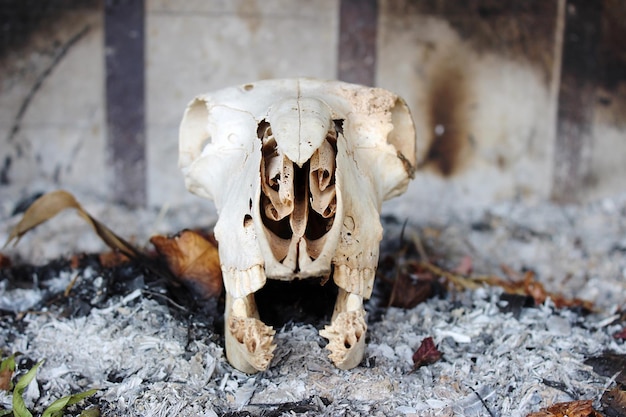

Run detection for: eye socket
[[181, 98, 212, 157], [388, 98, 416, 171]]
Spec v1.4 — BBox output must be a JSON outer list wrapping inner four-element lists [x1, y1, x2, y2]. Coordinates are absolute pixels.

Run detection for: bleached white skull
[[179, 79, 416, 373]]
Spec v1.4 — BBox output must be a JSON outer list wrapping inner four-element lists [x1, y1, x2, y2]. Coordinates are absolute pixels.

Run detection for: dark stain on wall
[[422, 53, 472, 177], [600, 0, 626, 90], [551, 0, 602, 203], [384, 0, 558, 84], [0, 0, 99, 58], [595, 0, 626, 130], [383, 0, 558, 178]]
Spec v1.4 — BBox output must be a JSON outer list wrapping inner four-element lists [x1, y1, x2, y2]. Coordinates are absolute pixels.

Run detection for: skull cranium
[[179, 79, 416, 373]]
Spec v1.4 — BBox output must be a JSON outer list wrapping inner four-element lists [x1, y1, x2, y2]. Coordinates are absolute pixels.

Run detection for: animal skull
[[179, 79, 416, 373]]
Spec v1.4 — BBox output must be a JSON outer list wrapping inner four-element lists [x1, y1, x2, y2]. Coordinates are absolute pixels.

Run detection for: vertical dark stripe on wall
[[551, 0, 601, 203], [104, 0, 146, 207], [338, 0, 378, 86]]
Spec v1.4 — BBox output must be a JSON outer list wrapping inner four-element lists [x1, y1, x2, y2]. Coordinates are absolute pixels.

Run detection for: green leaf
[[0, 355, 16, 373], [41, 389, 98, 417], [41, 396, 70, 417], [12, 360, 44, 417], [0, 409, 13, 417], [78, 407, 101, 417]]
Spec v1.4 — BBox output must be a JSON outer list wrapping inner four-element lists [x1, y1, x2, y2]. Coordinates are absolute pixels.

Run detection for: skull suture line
[[179, 79, 417, 373]]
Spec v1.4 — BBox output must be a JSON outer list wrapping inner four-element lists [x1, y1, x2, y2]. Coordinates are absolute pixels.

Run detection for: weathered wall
[[145, 0, 339, 207], [377, 1, 560, 216], [0, 2, 106, 201], [0, 0, 625, 221]]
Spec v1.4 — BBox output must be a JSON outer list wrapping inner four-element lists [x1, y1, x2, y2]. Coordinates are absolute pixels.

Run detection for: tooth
[[332, 265, 375, 299], [224, 274, 276, 373], [320, 307, 367, 370], [346, 293, 363, 312], [222, 265, 266, 299]]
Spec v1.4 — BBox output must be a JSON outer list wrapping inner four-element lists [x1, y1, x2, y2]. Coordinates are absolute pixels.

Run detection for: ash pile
[[0, 191, 625, 417]]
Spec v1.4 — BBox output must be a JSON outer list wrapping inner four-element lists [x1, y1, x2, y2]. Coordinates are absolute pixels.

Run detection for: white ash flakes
[[7, 298, 223, 417], [0, 286, 623, 416], [1, 189, 626, 416]]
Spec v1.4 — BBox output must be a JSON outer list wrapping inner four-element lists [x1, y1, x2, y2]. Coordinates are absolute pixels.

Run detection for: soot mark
[[423, 55, 472, 177]]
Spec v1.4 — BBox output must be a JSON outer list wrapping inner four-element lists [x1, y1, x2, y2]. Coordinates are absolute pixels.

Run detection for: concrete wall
[[0, 0, 625, 221], [145, 0, 339, 207], [0, 5, 107, 201], [377, 4, 558, 217]]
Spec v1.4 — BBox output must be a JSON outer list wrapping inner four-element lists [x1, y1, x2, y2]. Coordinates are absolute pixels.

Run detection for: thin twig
[[417, 261, 482, 290], [6, 25, 91, 144], [63, 271, 81, 297], [468, 386, 495, 417], [142, 290, 188, 312], [410, 230, 430, 263], [386, 219, 409, 307]]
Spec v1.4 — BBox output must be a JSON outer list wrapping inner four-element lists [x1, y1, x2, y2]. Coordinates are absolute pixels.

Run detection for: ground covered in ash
[[0, 190, 625, 417]]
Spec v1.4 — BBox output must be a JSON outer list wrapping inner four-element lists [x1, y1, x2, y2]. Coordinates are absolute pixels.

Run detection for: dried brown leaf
[[585, 352, 626, 386], [0, 253, 11, 269], [526, 400, 604, 417], [601, 386, 626, 417], [0, 354, 16, 391], [4, 190, 175, 286], [389, 271, 434, 309], [0, 365, 12, 391], [70, 254, 81, 270], [150, 230, 222, 299], [4, 190, 143, 260], [411, 336, 442, 371], [98, 251, 131, 268]]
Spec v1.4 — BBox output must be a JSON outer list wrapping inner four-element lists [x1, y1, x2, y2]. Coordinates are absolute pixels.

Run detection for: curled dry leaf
[[525, 400, 604, 417], [4, 190, 143, 259], [150, 230, 222, 299], [411, 336, 442, 372], [388, 269, 435, 309], [3, 190, 174, 282], [614, 327, 626, 340]]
